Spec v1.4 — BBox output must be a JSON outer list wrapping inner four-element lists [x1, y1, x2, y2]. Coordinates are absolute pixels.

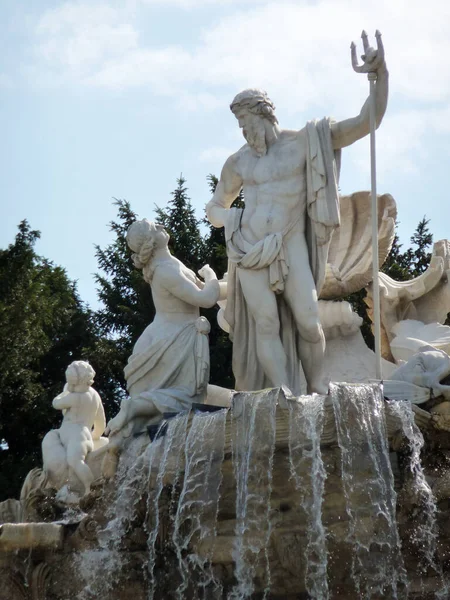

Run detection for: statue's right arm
[[206, 155, 243, 228], [159, 265, 220, 309]]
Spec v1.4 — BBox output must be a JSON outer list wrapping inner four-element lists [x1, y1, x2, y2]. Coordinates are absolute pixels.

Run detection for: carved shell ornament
[[320, 191, 397, 299]]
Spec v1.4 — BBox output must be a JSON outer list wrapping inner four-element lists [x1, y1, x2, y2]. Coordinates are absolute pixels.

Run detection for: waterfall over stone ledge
[[1, 383, 450, 599]]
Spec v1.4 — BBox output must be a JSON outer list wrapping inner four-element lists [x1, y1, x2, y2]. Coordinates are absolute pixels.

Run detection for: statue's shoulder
[[153, 257, 183, 285], [226, 146, 247, 169], [281, 127, 305, 140]]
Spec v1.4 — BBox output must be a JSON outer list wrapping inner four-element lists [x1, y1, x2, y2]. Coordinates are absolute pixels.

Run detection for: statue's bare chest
[[239, 135, 306, 186]]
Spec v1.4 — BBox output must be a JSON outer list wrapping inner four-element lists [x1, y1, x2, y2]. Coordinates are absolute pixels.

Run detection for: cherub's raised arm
[[159, 264, 220, 308], [206, 154, 242, 228], [331, 31, 388, 150]]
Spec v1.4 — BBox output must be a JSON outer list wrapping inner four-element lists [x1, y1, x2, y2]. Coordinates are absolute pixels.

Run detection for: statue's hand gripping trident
[[351, 30, 385, 79]]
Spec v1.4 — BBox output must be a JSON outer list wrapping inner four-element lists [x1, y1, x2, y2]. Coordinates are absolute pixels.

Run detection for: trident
[[351, 30, 385, 380]]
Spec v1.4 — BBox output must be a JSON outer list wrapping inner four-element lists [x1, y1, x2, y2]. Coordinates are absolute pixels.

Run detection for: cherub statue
[[42, 361, 107, 499]]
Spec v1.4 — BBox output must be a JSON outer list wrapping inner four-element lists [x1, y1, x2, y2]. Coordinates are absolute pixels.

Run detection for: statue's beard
[[243, 121, 267, 157]]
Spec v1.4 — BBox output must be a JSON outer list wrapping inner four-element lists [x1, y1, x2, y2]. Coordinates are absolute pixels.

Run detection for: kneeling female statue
[[105, 219, 221, 445]]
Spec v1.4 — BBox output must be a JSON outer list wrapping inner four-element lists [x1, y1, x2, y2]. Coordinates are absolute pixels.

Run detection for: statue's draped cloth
[[124, 314, 209, 413], [223, 118, 341, 394]]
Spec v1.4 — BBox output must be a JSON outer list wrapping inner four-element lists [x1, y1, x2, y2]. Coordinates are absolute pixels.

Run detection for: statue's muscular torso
[[233, 129, 307, 244]]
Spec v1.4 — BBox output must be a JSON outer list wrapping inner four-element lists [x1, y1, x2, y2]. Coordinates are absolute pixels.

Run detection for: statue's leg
[[105, 397, 133, 435], [283, 234, 328, 395], [66, 442, 94, 496], [237, 266, 289, 388], [106, 396, 159, 436]]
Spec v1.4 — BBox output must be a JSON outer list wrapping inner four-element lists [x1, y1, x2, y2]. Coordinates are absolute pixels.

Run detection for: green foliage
[[155, 176, 206, 272], [2, 177, 435, 503], [155, 175, 234, 388], [0, 221, 95, 500], [90, 199, 155, 415], [202, 174, 244, 278]]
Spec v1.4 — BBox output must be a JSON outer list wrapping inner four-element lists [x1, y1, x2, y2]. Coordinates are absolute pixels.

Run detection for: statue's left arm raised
[[331, 31, 388, 150]]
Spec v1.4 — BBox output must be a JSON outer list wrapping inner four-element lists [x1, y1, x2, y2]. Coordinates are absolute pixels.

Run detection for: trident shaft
[[351, 30, 384, 380], [369, 70, 382, 380]]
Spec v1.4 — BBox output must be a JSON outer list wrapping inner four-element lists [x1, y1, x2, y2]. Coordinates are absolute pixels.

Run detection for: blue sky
[[1, 0, 450, 309]]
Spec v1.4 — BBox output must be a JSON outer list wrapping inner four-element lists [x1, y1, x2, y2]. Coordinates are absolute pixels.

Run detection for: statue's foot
[[105, 411, 127, 436], [309, 378, 330, 396], [55, 484, 80, 506]]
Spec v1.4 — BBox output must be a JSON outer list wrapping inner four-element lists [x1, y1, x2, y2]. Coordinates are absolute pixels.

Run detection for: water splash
[[229, 388, 277, 600], [77, 434, 163, 599], [330, 383, 407, 599], [146, 412, 190, 599], [388, 400, 449, 598], [172, 409, 228, 599], [288, 394, 328, 600]]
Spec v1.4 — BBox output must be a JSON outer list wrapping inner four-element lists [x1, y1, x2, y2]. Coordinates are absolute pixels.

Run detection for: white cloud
[[31, 0, 450, 106], [34, 2, 138, 79], [198, 145, 236, 164], [0, 73, 14, 89], [175, 92, 225, 112], [28, 0, 450, 178], [348, 111, 428, 178], [140, 0, 268, 5]]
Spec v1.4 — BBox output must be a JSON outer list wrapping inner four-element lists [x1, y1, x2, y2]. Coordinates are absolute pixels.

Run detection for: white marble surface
[[41, 361, 107, 499], [105, 219, 220, 442], [367, 240, 450, 362], [384, 346, 450, 404], [205, 37, 388, 396], [320, 191, 397, 299]]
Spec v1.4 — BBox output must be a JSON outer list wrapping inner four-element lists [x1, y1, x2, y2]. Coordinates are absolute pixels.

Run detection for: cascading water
[[76, 434, 164, 599], [146, 412, 190, 599], [330, 383, 408, 599], [288, 394, 328, 600], [229, 388, 277, 600], [171, 408, 227, 599], [388, 400, 449, 598], [73, 383, 448, 599]]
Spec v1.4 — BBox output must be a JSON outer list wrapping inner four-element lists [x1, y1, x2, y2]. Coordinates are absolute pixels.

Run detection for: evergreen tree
[[382, 217, 433, 280], [91, 199, 155, 415], [156, 175, 234, 388], [0, 221, 95, 500], [404, 217, 433, 277], [155, 175, 206, 272], [203, 174, 244, 279]]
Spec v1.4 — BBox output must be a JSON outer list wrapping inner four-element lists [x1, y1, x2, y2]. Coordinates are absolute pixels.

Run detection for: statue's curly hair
[[65, 361, 95, 391], [131, 238, 156, 270], [230, 88, 278, 125], [126, 219, 159, 271]]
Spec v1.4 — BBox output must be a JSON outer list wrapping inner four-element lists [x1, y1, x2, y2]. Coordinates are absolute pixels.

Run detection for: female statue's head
[[126, 219, 169, 271]]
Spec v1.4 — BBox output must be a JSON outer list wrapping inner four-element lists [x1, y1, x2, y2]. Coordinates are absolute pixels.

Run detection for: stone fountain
[[2, 31, 450, 600]]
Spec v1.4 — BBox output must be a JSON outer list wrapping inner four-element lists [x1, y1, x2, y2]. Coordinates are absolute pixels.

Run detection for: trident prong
[[361, 30, 369, 55], [350, 30, 384, 75]]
